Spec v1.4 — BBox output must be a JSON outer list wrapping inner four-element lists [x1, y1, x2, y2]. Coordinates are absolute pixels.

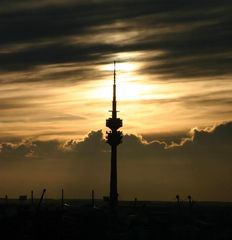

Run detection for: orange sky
[[0, 60, 231, 140], [0, 0, 232, 200]]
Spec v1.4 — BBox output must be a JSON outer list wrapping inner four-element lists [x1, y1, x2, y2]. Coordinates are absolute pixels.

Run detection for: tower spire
[[106, 61, 123, 211], [112, 61, 117, 119], [114, 60, 116, 85]]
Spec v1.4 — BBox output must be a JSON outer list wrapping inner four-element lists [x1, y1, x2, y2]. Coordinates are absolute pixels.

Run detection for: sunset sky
[[0, 0, 232, 201]]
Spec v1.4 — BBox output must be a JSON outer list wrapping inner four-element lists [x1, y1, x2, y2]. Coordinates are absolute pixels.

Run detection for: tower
[[106, 61, 123, 209]]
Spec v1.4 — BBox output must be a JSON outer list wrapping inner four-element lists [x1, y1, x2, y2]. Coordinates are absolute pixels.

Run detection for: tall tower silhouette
[[106, 61, 123, 209]]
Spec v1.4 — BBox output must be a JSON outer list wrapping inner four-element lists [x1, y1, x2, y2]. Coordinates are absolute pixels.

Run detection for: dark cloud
[[181, 121, 232, 153], [63, 130, 106, 153], [0, 42, 118, 72], [0, 0, 231, 80], [1, 121, 231, 163], [0, 121, 231, 200]]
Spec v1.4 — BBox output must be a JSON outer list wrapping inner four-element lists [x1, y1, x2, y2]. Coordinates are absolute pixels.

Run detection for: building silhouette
[[106, 61, 123, 210]]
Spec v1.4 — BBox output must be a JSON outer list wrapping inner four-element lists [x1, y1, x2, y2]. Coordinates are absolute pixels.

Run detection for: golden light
[[101, 81, 146, 100], [92, 61, 148, 101], [101, 62, 137, 73]]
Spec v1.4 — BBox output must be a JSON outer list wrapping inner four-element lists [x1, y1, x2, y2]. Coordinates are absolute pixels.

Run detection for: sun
[[101, 62, 137, 72], [90, 61, 147, 101], [89, 77, 150, 102]]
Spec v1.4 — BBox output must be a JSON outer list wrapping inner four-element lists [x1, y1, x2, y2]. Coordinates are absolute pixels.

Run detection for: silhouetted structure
[[92, 190, 95, 208], [61, 188, 64, 208], [176, 194, 180, 210], [19, 195, 27, 201], [134, 198, 137, 208], [188, 195, 193, 212], [37, 188, 46, 210], [5, 194, 8, 206], [31, 190, 34, 205], [106, 61, 123, 210]]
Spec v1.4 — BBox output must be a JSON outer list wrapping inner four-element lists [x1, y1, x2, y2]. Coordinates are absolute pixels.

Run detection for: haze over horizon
[[0, 0, 232, 201]]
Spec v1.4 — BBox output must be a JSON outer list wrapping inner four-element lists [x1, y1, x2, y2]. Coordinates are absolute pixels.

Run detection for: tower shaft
[[110, 144, 117, 206]]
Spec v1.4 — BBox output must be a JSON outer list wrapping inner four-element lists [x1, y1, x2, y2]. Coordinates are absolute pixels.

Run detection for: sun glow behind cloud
[[0, 0, 232, 141], [1, 62, 232, 140], [94, 61, 150, 101], [101, 62, 137, 72]]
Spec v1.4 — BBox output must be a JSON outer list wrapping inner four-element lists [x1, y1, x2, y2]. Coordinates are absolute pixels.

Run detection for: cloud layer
[[0, 121, 231, 201]]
